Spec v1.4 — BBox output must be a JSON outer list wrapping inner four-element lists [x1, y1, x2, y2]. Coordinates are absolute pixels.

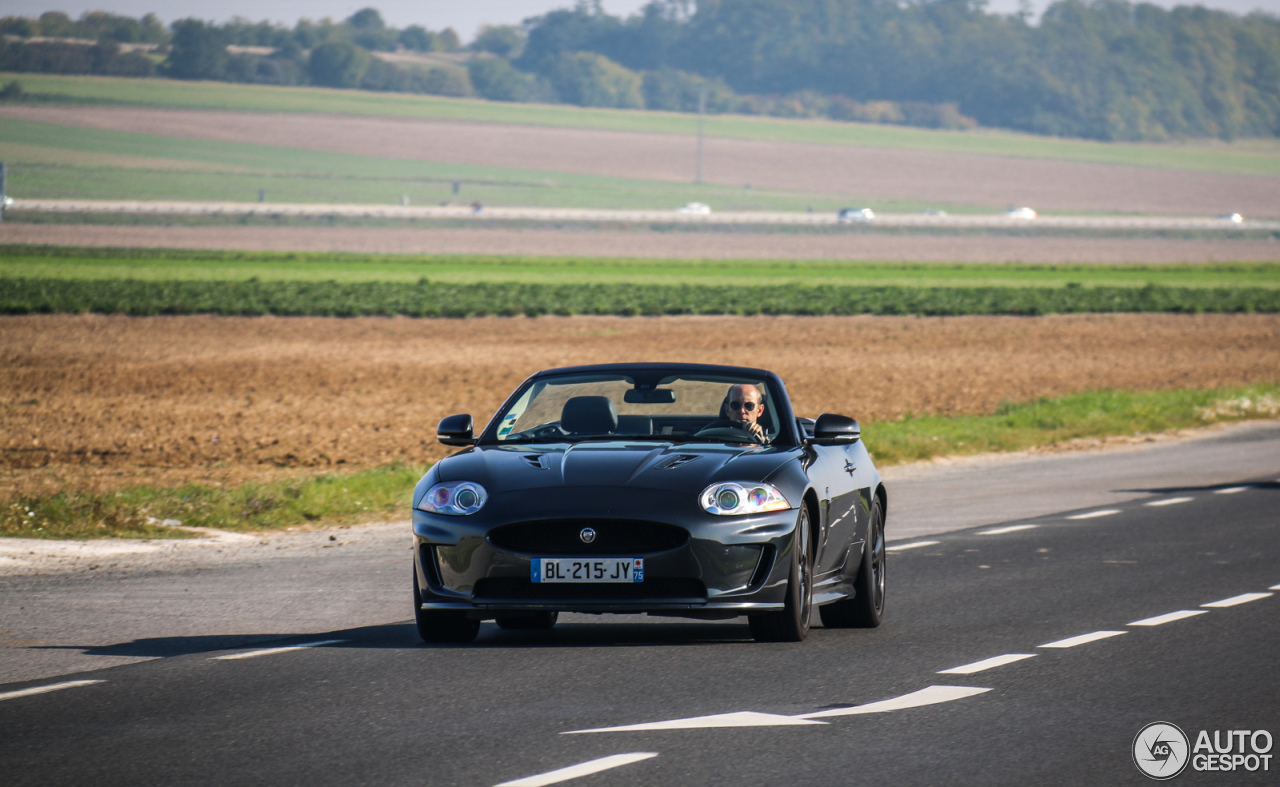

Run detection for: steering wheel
[[694, 424, 764, 444], [517, 423, 568, 440]]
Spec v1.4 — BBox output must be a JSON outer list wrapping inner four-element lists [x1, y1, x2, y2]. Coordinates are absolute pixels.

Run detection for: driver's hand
[[744, 422, 764, 441]]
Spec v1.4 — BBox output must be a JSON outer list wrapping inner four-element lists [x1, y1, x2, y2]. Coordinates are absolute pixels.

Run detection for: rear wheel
[[749, 507, 812, 642], [819, 497, 886, 628], [414, 570, 480, 644], [495, 611, 559, 630]]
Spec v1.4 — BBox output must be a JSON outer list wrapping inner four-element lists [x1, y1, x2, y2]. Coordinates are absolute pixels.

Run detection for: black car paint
[[412, 363, 885, 620]]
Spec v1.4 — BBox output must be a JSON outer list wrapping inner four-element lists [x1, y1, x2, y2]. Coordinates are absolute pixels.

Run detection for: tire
[[495, 611, 559, 630], [819, 497, 886, 629], [749, 507, 813, 642], [414, 569, 480, 644]]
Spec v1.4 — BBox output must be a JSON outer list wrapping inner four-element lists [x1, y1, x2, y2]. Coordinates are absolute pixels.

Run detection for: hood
[[437, 440, 798, 495]]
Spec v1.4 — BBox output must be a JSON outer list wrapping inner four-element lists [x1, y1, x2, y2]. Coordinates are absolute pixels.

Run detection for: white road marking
[[1128, 610, 1208, 626], [978, 525, 1040, 535], [1202, 592, 1273, 608], [1271, 585, 1280, 591], [1039, 631, 1127, 648], [1144, 497, 1193, 507], [212, 639, 346, 660], [566, 711, 827, 734], [795, 686, 991, 720], [938, 654, 1036, 674], [1066, 509, 1121, 520], [887, 540, 940, 551], [1214, 486, 1252, 495], [495, 753, 658, 787], [0, 679, 105, 702]]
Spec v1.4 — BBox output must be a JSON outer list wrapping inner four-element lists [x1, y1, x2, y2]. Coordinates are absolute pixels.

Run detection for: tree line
[[2, 1, 1278, 141]]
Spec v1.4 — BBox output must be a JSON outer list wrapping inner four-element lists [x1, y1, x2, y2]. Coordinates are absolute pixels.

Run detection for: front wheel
[[414, 570, 480, 643], [819, 497, 886, 628], [749, 507, 812, 642]]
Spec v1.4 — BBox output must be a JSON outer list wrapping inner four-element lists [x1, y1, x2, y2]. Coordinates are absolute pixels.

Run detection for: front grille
[[473, 577, 706, 602], [488, 519, 689, 556]]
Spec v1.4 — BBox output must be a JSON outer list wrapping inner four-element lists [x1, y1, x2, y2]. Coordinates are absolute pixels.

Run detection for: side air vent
[[522, 454, 551, 470]]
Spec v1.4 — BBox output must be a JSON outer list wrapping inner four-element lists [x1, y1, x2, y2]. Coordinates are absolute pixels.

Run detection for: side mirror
[[437, 414, 474, 446], [812, 413, 860, 445]]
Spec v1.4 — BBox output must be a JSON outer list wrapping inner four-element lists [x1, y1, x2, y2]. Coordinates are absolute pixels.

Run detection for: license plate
[[532, 558, 644, 583]]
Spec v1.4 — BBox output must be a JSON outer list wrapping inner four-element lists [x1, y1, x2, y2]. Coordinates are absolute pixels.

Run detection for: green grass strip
[[866, 384, 1280, 465], [4, 247, 1280, 289], [2, 277, 1278, 316], [3, 385, 1276, 540], [1, 463, 427, 540]]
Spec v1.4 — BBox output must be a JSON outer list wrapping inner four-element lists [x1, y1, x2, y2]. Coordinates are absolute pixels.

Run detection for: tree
[[546, 51, 643, 107], [471, 25, 526, 59], [166, 19, 228, 80], [469, 56, 535, 101], [309, 40, 370, 88]]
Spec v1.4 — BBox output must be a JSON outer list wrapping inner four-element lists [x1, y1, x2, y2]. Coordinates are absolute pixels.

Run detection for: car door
[[804, 440, 865, 578]]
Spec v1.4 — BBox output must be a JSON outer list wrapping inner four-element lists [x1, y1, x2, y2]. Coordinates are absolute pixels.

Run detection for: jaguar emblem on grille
[[579, 527, 597, 544]]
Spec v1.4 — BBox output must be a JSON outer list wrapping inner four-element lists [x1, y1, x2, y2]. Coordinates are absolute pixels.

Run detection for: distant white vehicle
[[2, 196, 12, 207], [920, 209, 948, 216], [837, 207, 875, 222], [676, 202, 711, 214], [1004, 206, 1037, 219], [1216, 213, 1244, 223]]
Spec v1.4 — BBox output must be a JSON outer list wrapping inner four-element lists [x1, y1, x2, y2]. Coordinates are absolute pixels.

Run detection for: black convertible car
[[411, 363, 886, 643]]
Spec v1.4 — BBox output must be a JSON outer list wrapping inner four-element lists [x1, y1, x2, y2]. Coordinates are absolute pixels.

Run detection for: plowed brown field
[[3, 313, 1277, 499]]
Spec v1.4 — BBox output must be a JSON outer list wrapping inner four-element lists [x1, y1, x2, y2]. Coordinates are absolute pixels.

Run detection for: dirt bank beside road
[[3, 313, 1277, 499]]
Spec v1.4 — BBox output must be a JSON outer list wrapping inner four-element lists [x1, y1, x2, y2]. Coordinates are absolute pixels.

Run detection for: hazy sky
[[6, 0, 1278, 40]]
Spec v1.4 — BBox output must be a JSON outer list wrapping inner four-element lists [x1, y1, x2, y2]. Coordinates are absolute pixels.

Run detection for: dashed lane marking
[[1129, 610, 1208, 626], [1202, 592, 1273, 608], [495, 753, 659, 787], [794, 686, 991, 720], [887, 540, 940, 551], [1271, 585, 1280, 591], [1144, 497, 1194, 507], [211, 639, 346, 660], [938, 654, 1036, 674], [1066, 509, 1121, 520], [564, 685, 991, 733], [1214, 486, 1253, 495], [0, 679, 104, 702], [978, 525, 1040, 535], [566, 711, 827, 733], [1039, 631, 1127, 648]]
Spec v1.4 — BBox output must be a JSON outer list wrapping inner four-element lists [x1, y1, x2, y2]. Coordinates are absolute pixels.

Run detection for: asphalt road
[[2, 425, 1278, 785]]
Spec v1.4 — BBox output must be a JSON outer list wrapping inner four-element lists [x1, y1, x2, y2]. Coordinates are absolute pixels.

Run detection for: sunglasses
[[728, 400, 759, 412]]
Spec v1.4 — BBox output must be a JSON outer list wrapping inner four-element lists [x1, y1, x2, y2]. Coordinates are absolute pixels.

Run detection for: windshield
[[492, 372, 781, 444]]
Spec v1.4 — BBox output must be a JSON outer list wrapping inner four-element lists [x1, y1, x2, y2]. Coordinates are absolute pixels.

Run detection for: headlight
[[700, 482, 790, 515], [418, 481, 488, 516]]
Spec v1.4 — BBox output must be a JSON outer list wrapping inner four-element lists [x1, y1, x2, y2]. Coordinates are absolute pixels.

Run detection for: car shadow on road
[[32, 618, 758, 659], [1115, 480, 1279, 495]]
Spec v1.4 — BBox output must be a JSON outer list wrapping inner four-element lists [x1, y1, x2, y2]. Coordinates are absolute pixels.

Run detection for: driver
[[718, 383, 766, 442]]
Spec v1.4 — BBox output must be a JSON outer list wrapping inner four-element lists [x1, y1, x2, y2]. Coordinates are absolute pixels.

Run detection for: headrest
[[561, 396, 618, 435]]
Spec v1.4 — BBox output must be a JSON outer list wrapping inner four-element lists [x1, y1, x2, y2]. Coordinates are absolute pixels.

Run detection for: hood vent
[[522, 453, 552, 470], [662, 455, 701, 470]]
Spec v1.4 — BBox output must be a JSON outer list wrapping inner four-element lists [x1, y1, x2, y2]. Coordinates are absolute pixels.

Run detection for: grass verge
[[2, 385, 1277, 540], [866, 384, 1280, 464], [1, 463, 427, 540]]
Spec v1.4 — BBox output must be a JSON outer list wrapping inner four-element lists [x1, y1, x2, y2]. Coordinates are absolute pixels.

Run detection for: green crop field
[[3, 247, 1277, 289], [6, 72, 1280, 178], [1, 115, 898, 212]]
